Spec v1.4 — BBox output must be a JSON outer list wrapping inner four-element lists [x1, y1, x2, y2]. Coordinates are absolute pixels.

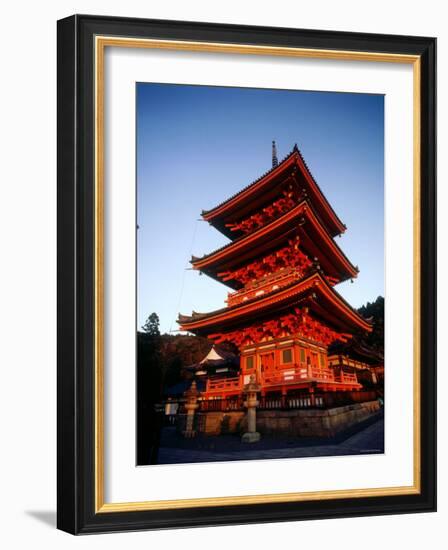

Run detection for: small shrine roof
[[183, 345, 240, 372], [199, 345, 235, 363]]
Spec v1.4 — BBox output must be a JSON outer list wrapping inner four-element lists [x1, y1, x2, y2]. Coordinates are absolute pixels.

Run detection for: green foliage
[[136, 328, 163, 464], [141, 312, 160, 336], [358, 296, 384, 353], [137, 328, 213, 402], [137, 320, 213, 462], [163, 355, 183, 388]]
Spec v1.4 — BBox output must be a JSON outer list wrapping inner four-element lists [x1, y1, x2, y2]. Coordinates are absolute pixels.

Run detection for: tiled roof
[[201, 145, 299, 217], [201, 143, 345, 233], [178, 271, 309, 324], [178, 270, 370, 329], [193, 199, 307, 265], [192, 199, 358, 279]]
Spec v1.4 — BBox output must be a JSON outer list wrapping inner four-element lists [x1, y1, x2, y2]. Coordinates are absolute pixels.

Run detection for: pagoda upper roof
[[178, 271, 372, 336], [202, 145, 346, 238], [192, 199, 358, 288]]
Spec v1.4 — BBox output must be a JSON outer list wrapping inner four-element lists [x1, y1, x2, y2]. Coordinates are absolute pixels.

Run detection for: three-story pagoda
[[178, 142, 372, 403]]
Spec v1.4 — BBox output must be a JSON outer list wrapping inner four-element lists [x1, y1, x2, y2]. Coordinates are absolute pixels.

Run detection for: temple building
[[183, 345, 240, 388], [178, 142, 376, 406], [328, 339, 384, 389]]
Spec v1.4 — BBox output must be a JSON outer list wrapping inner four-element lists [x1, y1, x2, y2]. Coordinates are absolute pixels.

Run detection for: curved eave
[[294, 148, 346, 236], [193, 200, 358, 286], [179, 272, 372, 335], [202, 147, 345, 238], [202, 148, 297, 220]]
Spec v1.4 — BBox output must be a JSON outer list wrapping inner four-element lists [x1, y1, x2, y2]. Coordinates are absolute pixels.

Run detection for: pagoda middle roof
[[178, 271, 372, 336], [201, 144, 346, 238], [192, 199, 358, 288]]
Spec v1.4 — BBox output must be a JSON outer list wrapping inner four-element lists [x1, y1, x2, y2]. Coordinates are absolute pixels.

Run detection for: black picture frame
[[57, 14, 436, 534]]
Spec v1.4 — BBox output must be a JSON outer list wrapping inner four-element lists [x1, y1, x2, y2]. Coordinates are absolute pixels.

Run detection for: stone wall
[[257, 401, 380, 438], [197, 411, 245, 436], [195, 401, 380, 437]]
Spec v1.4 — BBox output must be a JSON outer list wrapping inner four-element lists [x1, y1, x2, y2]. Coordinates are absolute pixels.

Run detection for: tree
[[141, 312, 160, 336], [163, 355, 184, 387], [358, 296, 384, 352], [136, 321, 212, 465], [137, 313, 162, 465]]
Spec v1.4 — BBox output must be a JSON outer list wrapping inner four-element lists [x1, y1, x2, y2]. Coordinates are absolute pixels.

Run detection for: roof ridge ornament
[[272, 140, 278, 168]]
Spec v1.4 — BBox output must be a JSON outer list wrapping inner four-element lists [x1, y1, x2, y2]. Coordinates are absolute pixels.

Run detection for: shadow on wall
[[25, 510, 56, 528]]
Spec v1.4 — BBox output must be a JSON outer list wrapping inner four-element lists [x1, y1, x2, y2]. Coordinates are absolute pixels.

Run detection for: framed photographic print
[[57, 15, 436, 534]]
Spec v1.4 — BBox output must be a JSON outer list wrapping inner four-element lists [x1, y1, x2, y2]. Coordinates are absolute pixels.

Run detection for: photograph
[[136, 83, 385, 466]]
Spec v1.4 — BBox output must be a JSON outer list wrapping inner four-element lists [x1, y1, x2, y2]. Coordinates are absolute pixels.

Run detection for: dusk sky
[[136, 83, 384, 334]]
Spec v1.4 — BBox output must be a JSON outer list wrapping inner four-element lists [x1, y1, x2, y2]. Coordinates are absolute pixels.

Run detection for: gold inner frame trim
[[94, 35, 421, 513]]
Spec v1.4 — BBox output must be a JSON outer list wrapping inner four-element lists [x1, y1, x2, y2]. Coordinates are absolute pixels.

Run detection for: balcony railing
[[336, 371, 358, 384], [203, 365, 359, 396], [263, 364, 340, 386], [226, 269, 300, 307], [206, 376, 242, 393], [308, 365, 336, 382]]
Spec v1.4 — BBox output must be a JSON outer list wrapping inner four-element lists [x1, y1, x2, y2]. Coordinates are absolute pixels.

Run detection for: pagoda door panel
[[259, 352, 275, 381]]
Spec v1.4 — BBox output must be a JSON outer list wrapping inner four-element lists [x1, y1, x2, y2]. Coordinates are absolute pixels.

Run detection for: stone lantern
[[183, 380, 200, 438], [242, 374, 261, 443]]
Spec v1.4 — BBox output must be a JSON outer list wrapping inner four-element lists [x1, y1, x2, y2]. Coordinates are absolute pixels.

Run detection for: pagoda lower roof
[[201, 145, 346, 238], [192, 199, 358, 288], [178, 271, 372, 336]]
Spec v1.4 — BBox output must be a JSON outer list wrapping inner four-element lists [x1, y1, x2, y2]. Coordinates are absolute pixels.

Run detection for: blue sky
[[137, 84, 384, 334]]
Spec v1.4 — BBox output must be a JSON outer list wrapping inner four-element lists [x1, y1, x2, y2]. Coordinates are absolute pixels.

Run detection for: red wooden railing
[[308, 365, 336, 382], [203, 365, 359, 397], [226, 270, 300, 307], [206, 376, 242, 393], [263, 364, 341, 386], [336, 371, 358, 384]]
